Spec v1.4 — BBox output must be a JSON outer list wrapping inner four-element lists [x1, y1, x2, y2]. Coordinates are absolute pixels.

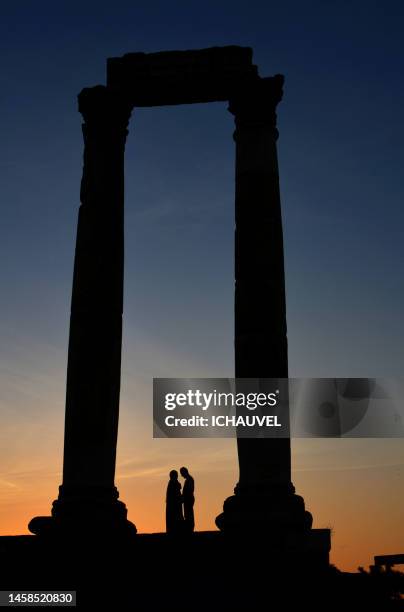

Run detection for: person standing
[[166, 470, 184, 533], [180, 467, 195, 532]]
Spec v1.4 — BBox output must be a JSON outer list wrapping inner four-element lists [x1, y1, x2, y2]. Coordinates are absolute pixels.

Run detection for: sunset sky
[[0, 1, 404, 572]]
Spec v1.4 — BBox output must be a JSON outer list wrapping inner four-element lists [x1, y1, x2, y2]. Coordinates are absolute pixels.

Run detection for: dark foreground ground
[[1, 532, 403, 610]]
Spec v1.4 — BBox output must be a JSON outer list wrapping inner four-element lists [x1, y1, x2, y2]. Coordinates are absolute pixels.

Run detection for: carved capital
[[78, 85, 133, 139], [229, 75, 284, 135], [78, 86, 132, 207]]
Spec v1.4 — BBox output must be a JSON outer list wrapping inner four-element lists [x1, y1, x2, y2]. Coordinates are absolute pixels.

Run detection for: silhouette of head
[[169, 470, 178, 480], [180, 467, 189, 478]]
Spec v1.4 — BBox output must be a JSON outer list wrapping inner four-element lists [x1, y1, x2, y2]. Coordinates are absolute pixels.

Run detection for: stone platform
[[2, 529, 393, 610]]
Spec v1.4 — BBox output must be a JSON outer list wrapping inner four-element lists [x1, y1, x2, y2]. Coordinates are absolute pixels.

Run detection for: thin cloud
[[295, 462, 404, 473], [0, 479, 19, 490]]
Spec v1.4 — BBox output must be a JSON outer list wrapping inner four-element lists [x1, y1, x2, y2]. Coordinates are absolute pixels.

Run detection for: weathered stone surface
[[29, 86, 136, 536], [107, 45, 258, 106], [216, 72, 312, 534]]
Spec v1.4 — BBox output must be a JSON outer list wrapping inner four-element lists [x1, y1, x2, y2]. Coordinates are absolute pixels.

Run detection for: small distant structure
[[374, 554, 404, 571]]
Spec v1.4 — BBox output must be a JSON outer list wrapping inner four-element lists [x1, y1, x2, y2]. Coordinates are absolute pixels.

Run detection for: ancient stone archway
[[29, 47, 320, 545]]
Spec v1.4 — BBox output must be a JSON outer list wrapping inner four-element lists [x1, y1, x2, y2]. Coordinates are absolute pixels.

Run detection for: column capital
[[78, 85, 133, 135], [228, 75, 284, 129]]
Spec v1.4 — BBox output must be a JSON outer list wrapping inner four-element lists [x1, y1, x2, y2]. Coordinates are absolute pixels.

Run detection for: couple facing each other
[[166, 466, 195, 534]]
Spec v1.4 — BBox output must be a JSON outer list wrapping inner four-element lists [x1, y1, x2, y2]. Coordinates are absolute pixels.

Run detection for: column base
[[215, 482, 313, 534], [28, 484, 137, 539]]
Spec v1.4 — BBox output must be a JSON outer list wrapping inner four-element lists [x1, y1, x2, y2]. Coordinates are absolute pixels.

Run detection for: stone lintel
[[107, 45, 259, 106]]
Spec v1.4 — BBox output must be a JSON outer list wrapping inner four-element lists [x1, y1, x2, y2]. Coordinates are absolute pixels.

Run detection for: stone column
[[29, 86, 136, 537], [216, 76, 311, 533]]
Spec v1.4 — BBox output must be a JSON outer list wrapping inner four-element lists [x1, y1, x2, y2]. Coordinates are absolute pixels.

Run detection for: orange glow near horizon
[[1, 416, 404, 573], [1, 355, 403, 573]]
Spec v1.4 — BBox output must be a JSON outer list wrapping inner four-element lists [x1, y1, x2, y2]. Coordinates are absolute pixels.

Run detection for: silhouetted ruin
[[25, 45, 330, 561], [5, 46, 385, 610]]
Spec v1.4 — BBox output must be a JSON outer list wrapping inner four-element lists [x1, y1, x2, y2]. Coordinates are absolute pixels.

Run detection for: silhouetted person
[[180, 467, 195, 532], [166, 470, 184, 533]]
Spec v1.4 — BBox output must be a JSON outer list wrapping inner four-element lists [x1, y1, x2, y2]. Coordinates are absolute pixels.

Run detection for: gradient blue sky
[[0, 1, 403, 570]]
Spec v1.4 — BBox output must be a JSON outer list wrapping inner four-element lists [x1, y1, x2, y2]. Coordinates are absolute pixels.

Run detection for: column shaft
[[216, 76, 311, 532], [62, 86, 130, 492], [233, 76, 292, 494], [29, 86, 136, 536]]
